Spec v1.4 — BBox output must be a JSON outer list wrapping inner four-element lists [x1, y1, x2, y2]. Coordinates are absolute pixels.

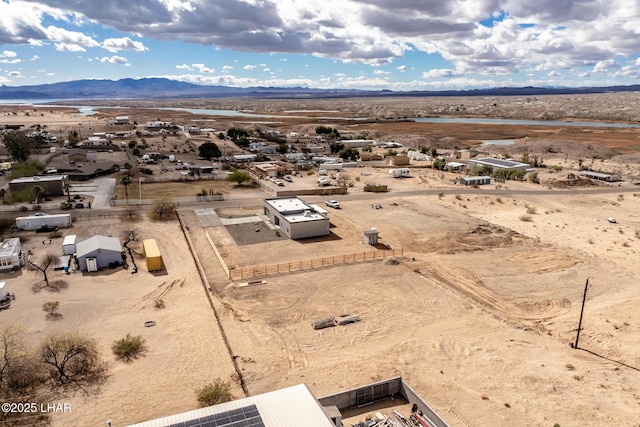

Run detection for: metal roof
[[76, 235, 122, 258], [127, 384, 335, 427], [0, 238, 20, 257], [469, 157, 531, 169], [10, 175, 67, 184]]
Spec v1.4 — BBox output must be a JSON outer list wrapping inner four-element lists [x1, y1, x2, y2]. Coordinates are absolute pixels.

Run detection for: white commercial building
[[263, 197, 330, 239], [128, 384, 336, 427]]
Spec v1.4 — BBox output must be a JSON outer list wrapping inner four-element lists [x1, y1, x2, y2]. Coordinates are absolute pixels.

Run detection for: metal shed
[[76, 235, 122, 272], [142, 239, 162, 272], [62, 235, 77, 255]]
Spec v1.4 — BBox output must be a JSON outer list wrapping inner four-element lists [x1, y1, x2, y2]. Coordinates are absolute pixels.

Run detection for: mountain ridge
[[0, 77, 639, 99]]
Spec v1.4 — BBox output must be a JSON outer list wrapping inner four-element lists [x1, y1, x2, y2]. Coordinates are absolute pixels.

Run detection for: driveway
[[70, 178, 115, 210]]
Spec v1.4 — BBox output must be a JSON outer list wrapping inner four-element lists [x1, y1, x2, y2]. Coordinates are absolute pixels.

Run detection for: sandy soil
[[1, 97, 640, 426]]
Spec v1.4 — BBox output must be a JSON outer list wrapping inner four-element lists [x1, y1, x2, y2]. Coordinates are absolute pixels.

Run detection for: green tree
[[111, 334, 147, 363], [339, 147, 359, 161], [2, 131, 31, 162], [8, 160, 45, 180], [227, 169, 251, 186], [329, 142, 345, 154], [276, 143, 288, 154], [226, 127, 249, 141], [198, 142, 222, 160], [432, 158, 447, 170]]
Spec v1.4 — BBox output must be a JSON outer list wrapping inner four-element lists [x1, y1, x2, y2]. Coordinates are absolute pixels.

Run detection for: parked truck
[[15, 214, 72, 231]]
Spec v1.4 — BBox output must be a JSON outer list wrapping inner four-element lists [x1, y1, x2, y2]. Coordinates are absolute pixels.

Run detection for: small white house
[[0, 238, 22, 271], [62, 235, 77, 255], [76, 235, 123, 272]]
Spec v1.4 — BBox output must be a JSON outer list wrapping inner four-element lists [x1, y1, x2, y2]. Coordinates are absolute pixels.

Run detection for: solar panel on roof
[[168, 405, 265, 427]]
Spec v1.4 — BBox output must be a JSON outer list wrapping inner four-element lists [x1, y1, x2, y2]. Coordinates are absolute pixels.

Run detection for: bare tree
[[122, 205, 140, 222], [0, 324, 46, 393], [149, 198, 178, 220], [40, 333, 107, 387], [29, 254, 57, 288], [122, 227, 140, 248]]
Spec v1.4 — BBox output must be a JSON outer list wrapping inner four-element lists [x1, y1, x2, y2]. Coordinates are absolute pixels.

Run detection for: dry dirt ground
[[1, 97, 640, 426]]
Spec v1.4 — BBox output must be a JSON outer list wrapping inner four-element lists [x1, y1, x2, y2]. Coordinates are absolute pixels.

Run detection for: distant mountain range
[[0, 77, 639, 100]]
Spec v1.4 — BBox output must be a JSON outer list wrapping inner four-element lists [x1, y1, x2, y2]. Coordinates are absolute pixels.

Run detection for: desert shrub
[[154, 299, 165, 309], [455, 194, 462, 200], [526, 206, 537, 214], [519, 214, 532, 222], [111, 334, 147, 362], [42, 301, 60, 320], [197, 378, 233, 407]]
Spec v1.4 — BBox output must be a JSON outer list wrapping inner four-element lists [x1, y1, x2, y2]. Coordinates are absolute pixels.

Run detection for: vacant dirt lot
[[2, 95, 640, 426]]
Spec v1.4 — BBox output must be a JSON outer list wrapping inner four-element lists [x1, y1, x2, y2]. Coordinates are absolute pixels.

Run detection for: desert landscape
[[0, 94, 639, 427]]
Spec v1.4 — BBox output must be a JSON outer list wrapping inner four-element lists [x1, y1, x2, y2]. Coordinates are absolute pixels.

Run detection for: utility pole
[[574, 278, 590, 349]]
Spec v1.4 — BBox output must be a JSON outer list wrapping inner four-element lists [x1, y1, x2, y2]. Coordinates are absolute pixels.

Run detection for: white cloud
[[422, 69, 463, 79], [263, 67, 270, 72], [176, 64, 192, 70], [55, 43, 86, 52], [1, 51, 17, 58], [102, 37, 147, 53], [192, 63, 214, 73], [0, 0, 639, 87], [222, 65, 233, 71], [0, 59, 21, 64], [100, 55, 128, 64], [373, 69, 391, 75], [30, 55, 40, 61], [243, 65, 256, 69]]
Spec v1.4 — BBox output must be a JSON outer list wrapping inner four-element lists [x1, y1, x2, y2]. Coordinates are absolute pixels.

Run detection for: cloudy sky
[[0, 0, 638, 90]]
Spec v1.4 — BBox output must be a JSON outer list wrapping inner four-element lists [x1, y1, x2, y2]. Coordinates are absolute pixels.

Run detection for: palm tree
[[33, 185, 43, 205], [120, 175, 132, 201], [63, 181, 71, 202]]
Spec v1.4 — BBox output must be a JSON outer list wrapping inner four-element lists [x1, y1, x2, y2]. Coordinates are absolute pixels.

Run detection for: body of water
[[480, 139, 517, 146], [2, 98, 638, 128]]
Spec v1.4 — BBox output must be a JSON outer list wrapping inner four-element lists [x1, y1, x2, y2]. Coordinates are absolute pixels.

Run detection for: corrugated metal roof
[[0, 238, 20, 257], [76, 235, 122, 258], [127, 384, 335, 427]]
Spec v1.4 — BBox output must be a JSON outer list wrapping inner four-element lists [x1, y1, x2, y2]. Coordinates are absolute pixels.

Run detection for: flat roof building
[[578, 170, 621, 182], [263, 197, 330, 239], [468, 157, 533, 172], [9, 175, 68, 197]]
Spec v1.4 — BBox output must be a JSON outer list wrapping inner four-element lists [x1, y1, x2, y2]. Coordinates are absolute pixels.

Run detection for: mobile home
[[15, 214, 72, 231], [0, 238, 22, 271], [388, 168, 410, 178]]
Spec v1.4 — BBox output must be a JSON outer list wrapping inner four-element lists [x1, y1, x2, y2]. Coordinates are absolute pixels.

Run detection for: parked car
[[275, 180, 284, 186], [283, 175, 293, 182], [34, 212, 47, 216], [325, 200, 341, 209], [36, 225, 58, 233], [608, 217, 617, 223], [75, 203, 84, 209], [317, 178, 331, 186]]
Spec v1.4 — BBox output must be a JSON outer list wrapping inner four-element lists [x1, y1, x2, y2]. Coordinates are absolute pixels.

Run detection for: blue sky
[[0, 0, 638, 90]]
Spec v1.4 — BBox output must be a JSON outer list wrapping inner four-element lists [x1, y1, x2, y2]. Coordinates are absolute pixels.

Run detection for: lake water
[[2, 98, 639, 128], [480, 139, 517, 146]]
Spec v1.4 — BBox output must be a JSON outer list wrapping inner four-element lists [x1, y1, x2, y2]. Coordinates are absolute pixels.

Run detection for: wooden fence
[[228, 248, 403, 281]]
